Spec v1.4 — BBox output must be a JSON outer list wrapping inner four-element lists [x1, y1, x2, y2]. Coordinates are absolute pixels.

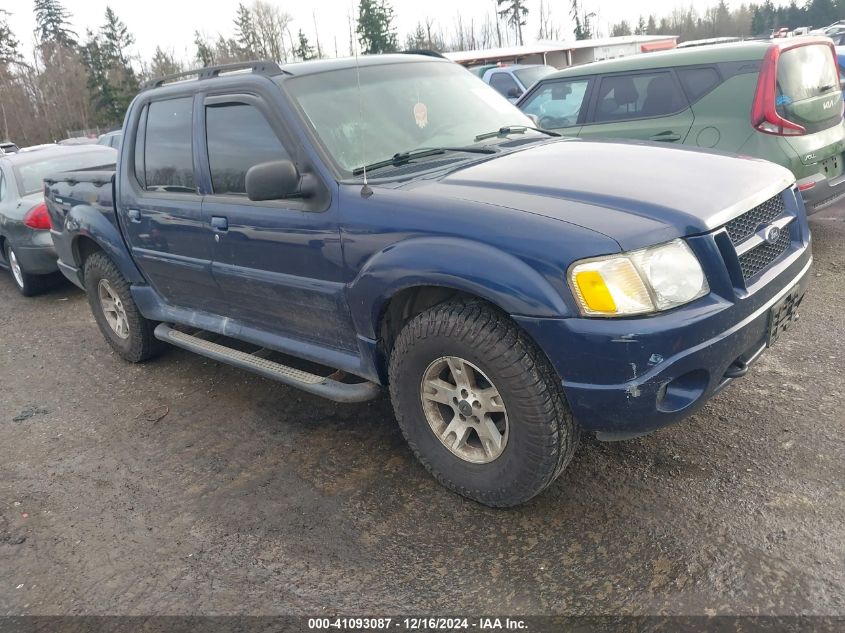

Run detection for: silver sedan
[[0, 145, 116, 295]]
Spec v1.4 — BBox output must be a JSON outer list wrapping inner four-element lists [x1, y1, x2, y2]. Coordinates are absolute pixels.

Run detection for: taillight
[[751, 45, 806, 136], [23, 202, 52, 230]]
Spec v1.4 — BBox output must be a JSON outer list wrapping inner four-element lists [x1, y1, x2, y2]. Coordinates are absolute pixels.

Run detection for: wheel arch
[[349, 236, 571, 344], [67, 205, 146, 285]]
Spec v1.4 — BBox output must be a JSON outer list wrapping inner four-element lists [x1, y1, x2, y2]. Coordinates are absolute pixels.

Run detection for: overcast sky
[[6, 0, 737, 62]]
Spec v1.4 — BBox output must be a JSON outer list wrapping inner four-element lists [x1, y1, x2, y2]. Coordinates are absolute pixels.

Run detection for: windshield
[[286, 60, 536, 178], [513, 65, 556, 89], [15, 151, 116, 195]]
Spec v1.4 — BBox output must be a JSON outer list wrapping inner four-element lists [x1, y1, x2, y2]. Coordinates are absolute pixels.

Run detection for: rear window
[[15, 151, 116, 195], [777, 44, 839, 103], [677, 67, 721, 102]]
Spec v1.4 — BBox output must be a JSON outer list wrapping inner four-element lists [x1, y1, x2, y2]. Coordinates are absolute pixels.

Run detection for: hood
[[417, 138, 795, 250]]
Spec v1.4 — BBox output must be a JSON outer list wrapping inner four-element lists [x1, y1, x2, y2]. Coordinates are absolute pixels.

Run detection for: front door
[[119, 96, 220, 310], [199, 94, 356, 351]]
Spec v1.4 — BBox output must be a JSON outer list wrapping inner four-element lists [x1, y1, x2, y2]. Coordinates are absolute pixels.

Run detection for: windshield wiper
[[352, 146, 496, 177], [474, 125, 560, 142]]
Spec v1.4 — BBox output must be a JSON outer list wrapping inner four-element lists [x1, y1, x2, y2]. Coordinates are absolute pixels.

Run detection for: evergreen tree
[[294, 30, 316, 60], [99, 7, 138, 120], [356, 0, 398, 54], [33, 0, 77, 47], [150, 46, 182, 77], [194, 31, 215, 66], [496, 0, 528, 45], [81, 31, 116, 126], [570, 0, 593, 40], [234, 3, 259, 58], [0, 10, 20, 64]]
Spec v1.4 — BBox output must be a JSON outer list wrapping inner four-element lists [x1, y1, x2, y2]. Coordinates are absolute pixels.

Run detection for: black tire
[[83, 251, 162, 362], [5, 243, 48, 297], [388, 300, 579, 507]]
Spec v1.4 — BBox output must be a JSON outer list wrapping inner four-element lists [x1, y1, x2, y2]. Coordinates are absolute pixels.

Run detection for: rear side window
[[489, 72, 520, 97], [593, 71, 687, 123], [144, 97, 195, 193], [0, 170, 6, 201], [677, 67, 721, 103], [205, 103, 290, 195], [777, 44, 839, 103], [520, 79, 590, 129]]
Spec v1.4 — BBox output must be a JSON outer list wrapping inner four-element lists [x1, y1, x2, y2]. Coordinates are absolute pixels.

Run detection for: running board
[[154, 324, 381, 403]]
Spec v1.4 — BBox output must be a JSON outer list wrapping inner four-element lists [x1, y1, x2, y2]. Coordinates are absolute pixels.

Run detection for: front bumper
[[514, 246, 812, 437]]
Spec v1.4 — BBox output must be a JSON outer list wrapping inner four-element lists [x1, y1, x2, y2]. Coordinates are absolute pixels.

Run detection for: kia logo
[[763, 224, 781, 245], [823, 98, 838, 110]]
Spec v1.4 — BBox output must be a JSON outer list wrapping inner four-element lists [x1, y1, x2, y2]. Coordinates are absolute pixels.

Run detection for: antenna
[[353, 5, 373, 198]]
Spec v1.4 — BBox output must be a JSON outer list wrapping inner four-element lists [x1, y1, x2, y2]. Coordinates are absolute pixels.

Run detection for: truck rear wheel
[[388, 300, 579, 507], [83, 252, 161, 362]]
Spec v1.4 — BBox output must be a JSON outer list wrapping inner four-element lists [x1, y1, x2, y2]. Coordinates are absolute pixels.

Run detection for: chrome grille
[[724, 195, 785, 244], [738, 228, 791, 279]]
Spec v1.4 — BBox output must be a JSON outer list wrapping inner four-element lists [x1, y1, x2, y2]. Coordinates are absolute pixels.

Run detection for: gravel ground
[[0, 205, 842, 617]]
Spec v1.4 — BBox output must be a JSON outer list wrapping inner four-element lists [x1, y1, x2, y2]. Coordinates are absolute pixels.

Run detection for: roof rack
[[141, 59, 286, 91]]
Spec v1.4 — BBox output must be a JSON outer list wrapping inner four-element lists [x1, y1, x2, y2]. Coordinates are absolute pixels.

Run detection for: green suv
[[517, 37, 845, 214]]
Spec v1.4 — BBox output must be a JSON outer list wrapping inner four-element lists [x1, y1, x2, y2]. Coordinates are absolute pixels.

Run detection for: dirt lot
[[0, 206, 843, 617]]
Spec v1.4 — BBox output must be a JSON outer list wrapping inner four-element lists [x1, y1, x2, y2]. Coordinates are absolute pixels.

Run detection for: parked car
[[46, 56, 811, 507], [518, 37, 845, 214], [97, 130, 122, 149], [480, 64, 556, 102], [0, 144, 116, 295], [0, 141, 20, 155]]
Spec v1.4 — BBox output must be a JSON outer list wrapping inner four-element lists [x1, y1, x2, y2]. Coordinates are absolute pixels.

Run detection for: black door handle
[[211, 216, 228, 231], [649, 131, 682, 142]]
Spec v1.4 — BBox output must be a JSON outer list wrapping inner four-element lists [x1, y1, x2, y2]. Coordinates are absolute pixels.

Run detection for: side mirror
[[507, 87, 523, 99], [245, 160, 300, 201]]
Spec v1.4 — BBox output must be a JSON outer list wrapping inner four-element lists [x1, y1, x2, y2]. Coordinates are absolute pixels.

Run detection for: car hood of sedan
[[420, 138, 796, 251]]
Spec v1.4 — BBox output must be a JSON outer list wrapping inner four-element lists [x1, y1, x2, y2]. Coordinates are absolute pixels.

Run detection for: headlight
[[568, 239, 709, 317]]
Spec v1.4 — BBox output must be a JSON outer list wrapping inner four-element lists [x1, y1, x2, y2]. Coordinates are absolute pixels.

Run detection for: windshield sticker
[[414, 102, 428, 128]]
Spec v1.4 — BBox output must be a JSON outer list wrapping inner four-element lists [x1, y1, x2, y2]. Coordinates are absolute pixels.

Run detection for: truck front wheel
[[83, 252, 161, 362], [388, 300, 579, 507]]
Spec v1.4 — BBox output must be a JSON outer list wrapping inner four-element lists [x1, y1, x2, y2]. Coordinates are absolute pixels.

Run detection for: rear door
[[518, 77, 592, 137], [578, 70, 694, 144], [119, 96, 221, 310], [200, 92, 356, 351]]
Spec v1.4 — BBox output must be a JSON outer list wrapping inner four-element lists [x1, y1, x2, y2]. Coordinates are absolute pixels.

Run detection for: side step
[[154, 324, 381, 403]]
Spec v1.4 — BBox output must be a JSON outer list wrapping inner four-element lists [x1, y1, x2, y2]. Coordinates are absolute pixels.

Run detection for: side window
[[134, 105, 147, 188], [520, 79, 590, 129], [205, 103, 291, 195], [144, 97, 195, 193], [0, 170, 6, 201], [592, 71, 687, 123], [677, 67, 721, 103], [488, 72, 521, 98]]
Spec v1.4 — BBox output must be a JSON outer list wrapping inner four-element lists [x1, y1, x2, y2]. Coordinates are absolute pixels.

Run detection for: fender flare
[[347, 236, 571, 340], [68, 205, 146, 284]]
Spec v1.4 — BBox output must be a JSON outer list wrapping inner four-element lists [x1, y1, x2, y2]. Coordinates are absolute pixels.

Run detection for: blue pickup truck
[[45, 56, 812, 507]]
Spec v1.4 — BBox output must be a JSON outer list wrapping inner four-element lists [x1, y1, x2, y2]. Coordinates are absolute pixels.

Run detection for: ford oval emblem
[[763, 224, 781, 245]]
